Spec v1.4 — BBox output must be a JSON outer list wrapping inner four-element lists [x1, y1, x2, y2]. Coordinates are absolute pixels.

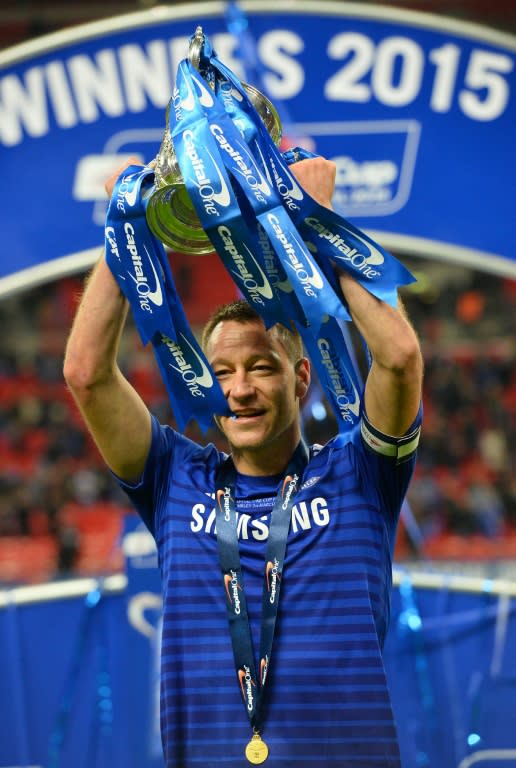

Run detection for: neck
[[230, 433, 302, 477]]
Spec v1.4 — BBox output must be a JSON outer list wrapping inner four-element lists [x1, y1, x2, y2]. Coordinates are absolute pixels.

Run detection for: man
[[64, 156, 423, 767]]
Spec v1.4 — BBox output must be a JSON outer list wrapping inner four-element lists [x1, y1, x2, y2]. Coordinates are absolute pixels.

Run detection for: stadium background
[[0, 2, 515, 767]]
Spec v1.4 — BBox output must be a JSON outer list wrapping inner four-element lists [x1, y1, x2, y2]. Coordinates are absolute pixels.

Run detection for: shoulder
[[117, 416, 226, 536], [149, 415, 226, 476]]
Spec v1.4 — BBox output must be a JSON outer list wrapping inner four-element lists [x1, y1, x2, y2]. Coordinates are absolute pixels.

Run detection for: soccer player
[[64, 156, 423, 767]]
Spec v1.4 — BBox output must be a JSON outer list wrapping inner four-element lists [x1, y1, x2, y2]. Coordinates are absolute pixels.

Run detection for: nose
[[226, 370, 255, 401]]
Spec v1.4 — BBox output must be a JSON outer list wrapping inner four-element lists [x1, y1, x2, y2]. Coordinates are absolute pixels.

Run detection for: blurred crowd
[[0, 260, 514, 582], [403, 265, 515, 558]]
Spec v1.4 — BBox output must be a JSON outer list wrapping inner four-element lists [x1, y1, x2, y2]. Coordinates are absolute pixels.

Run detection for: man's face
[[206, 319, 309, 474]]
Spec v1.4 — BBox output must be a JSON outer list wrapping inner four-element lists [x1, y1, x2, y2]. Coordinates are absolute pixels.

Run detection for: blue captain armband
[[360, 414, 421, 464]]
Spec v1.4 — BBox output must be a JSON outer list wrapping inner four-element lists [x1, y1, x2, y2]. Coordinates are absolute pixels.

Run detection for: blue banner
[[0, 2, 514, 297]]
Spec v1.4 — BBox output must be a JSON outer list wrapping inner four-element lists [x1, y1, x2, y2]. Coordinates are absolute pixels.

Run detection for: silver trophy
[[145, 26, 282, 255]]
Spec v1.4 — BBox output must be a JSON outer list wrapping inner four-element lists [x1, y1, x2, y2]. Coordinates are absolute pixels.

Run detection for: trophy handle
[[188, 26, 205, 72]]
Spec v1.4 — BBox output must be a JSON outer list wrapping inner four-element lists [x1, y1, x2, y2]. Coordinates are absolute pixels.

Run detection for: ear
[[295, 357, 311, 400]]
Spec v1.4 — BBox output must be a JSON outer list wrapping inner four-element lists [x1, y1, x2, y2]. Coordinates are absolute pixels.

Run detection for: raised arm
[[336, 274, 422, 436], [63, 160, 152, 482], [291, 156, 423, 436]]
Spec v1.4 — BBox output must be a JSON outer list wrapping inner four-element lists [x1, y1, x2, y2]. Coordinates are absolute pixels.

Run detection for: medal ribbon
[[215, 440, 309, 732]]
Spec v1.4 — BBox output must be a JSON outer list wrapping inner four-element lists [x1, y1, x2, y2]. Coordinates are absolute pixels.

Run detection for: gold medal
[[245, 732, 269, 764]]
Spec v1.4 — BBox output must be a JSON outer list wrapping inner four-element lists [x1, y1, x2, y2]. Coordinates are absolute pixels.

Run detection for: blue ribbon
[[170, 72, 289, 329], [104, 28, 417, 434], [171, 57, 365, 429], [300, 316, 363, 427], [187, 58, 348, 329], [105, 166, 174, 346], [105, 165, 230, 432], [209, 53, 415, 307]]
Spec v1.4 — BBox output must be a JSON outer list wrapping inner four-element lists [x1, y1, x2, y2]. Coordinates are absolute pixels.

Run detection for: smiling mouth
[[231, 410, 265, 420]]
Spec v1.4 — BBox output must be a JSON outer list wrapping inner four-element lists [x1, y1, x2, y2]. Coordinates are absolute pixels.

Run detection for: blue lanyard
[[215, 441, 309, 732]]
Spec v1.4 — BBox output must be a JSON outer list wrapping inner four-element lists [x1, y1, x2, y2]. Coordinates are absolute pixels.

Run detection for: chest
[[159, 478, 390, 587]]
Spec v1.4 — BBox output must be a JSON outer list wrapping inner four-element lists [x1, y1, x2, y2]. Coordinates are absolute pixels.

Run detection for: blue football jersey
[[119, 411, 421, 767]]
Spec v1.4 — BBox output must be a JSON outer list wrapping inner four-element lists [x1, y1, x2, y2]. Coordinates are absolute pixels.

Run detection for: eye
[[213, 368, 231, 379], [251, 364, 274, 373]]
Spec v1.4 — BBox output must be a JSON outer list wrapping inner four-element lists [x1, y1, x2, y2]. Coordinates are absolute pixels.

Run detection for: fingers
[[101, 154, 337, 207], [104, 155, 144, 198], [290, 156, 336, 209]]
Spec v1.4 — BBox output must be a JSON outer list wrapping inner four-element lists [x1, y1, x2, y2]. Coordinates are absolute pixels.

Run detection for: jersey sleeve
[[114, 415, 224, 538], [114, 414, 177, 536], [360, 410, 421, 465], [351, 405, 422, 523]]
